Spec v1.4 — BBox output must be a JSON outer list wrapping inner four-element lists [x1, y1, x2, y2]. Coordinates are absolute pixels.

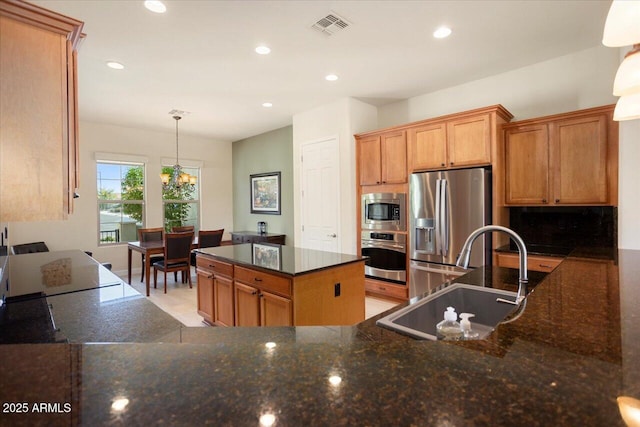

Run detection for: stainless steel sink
[[376, 283, 519, 340]]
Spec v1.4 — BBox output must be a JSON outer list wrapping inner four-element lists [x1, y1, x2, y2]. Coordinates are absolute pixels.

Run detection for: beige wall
[[9, 120, 233, 272], [232, 126, 294, 244]]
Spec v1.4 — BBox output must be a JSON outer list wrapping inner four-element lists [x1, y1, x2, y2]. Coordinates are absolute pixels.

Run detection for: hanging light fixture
[[602, 0, 640, 121], [160, 114, 197, 190]]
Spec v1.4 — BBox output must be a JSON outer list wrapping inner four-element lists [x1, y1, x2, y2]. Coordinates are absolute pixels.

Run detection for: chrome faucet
[[456, 225, 528, 305]]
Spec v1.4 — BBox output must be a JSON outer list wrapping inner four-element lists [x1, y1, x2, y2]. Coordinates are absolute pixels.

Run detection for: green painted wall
[[232, 126, 294, 244]]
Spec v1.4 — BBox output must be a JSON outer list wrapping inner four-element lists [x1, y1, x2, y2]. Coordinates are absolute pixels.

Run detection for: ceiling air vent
[[311, 12, 351, 36]]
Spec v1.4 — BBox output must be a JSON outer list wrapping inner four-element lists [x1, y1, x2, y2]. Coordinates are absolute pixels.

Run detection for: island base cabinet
[[196, 268, 215, 324], [293, 261, 365, 326], [234, 282, 261, 327], [214, 275, 235, 327], [196, 253, 364, 327], [261, 292, 293, 326]]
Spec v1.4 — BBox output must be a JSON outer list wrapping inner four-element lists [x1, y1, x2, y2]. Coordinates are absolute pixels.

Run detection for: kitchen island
[[0, 248, 637, 426], [194, 244, 366, 326]]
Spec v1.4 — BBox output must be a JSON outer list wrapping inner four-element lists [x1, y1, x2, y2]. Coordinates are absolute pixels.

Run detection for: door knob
[[328, 233, 337, 238]]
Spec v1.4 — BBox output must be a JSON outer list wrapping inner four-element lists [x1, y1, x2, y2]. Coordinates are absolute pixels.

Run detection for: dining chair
[[153, 232, 194, 293], [190, 229, 224, 265], [138, 227, 164, 282], [172, 225, 195, 233]]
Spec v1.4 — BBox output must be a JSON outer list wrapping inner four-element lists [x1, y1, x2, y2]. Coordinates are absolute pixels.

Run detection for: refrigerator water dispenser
[[415, 218, 435, 254]]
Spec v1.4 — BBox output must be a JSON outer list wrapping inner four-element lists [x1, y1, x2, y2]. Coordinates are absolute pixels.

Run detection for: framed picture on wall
[[250, 172, 281, 215]]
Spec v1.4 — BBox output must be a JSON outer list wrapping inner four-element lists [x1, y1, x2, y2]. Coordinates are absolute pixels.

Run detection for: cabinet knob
[[555, 199, 560, 203], [542, 199, 547, 203], [254, 277, 262, 282], [450, 162, 454, 165], [441, 163, 445, 167], [251, 291, 258, 295]]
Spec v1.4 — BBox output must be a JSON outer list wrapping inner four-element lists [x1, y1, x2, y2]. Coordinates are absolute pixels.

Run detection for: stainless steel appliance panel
[[410, 168, 491, 267], [361, 231, 406, 284], [361, 193, 406, 231], [409, 260, 467, 299]]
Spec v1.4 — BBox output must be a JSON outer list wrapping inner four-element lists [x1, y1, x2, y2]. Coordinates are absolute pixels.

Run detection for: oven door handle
[[362, 242, 406, 251]]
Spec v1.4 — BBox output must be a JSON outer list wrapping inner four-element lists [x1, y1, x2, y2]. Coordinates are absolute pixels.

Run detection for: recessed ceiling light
[[255, 45, 271, 55], [144, 1, 166, 13], [262, 102, 273, 108], [433, 26, 452, 39], [325, 74, 338, 81], [106, 61, 124, 70]]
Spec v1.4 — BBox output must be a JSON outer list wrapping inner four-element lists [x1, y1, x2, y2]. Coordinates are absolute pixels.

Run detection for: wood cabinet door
[[0, 16, 68, 221], [447, 114, 491, 167], [408, 123, 447, 171], [380, 130, 407, 183], [504, 125, 550, 205], [196, 268, 215, 324], [358, 135, 382, 185], [551, 115, 608, 204], [214, 275, 235, 326], [234, 281, 260, 326], [260, 291, 292, 326]]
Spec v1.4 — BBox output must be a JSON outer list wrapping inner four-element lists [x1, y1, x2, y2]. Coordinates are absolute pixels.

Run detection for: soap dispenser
[[436, 306, 462, 340], [460, 313, 479, 339]]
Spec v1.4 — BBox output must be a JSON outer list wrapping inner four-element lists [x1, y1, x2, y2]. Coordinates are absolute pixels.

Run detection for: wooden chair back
[[172, 225, 195, 233], [138, 227, 164, 243], [164, 232, 194, 264], [198, 229, 224, 248]]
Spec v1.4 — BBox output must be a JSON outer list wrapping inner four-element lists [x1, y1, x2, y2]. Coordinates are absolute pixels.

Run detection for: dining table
[[127, 237, 198, 297]]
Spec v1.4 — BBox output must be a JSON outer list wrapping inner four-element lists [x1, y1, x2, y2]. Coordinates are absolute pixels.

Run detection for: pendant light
[[602, 0, 640, 121], [160, 115, 197, 190]]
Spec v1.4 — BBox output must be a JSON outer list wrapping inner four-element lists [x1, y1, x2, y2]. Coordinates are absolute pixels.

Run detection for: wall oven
[[361, 231, 406, 284], [362, 193, 406, 231]]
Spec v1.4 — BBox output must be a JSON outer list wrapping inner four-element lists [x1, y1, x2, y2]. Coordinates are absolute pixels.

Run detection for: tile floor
[[120, 268, 399, 327]]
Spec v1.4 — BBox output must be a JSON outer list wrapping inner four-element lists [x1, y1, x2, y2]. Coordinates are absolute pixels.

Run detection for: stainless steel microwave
[[362, 193, 406, 231]]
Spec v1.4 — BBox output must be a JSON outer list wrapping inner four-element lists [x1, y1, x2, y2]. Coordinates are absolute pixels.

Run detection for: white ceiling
[[31, 0, 612, 142]]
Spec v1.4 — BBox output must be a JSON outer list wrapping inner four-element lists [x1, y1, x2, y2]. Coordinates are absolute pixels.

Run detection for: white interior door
[[300, 137, 340, 252]]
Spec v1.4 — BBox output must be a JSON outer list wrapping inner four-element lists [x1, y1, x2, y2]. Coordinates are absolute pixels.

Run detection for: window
[[97, 161, 145, 244], [162, 166, 199, 232]]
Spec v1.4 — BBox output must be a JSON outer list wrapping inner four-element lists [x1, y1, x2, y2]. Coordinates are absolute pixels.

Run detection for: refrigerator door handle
[[434, 179, 442, 255], [440, 179, 449, 256]]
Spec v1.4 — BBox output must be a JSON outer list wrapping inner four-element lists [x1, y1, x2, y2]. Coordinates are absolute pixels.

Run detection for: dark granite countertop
[[195, 243, 366, 276], [1, 250, 122, 302], [0, 251, 184, 344], [496, 243, 617, 261], [0, 249, 638, 426]]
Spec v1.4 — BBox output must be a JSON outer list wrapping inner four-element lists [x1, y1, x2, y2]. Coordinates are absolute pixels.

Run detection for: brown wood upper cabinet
[[408, 113, 492, 171], [357, 130, 407, 185], [504, 105, 617, 206], [0, 1, 84, 222]]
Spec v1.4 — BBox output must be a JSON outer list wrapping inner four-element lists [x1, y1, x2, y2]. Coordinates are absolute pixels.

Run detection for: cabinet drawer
[[365, 279, 408, 301], [234, 266, 291, 298], [196, 256, 233, 277], [496, 253, 563, 273]]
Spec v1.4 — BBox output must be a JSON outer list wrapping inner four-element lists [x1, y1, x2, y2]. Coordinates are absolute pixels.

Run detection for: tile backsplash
[[509, 206, 616, 250]]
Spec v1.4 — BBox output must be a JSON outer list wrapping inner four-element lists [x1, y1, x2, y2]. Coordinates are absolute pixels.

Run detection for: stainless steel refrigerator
[[409, 167, 491, 298]]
